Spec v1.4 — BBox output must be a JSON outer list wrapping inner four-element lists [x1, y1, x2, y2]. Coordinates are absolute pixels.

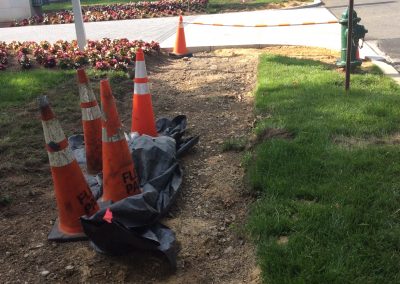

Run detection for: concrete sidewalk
[[1, 6, 397, 85], [165, 8, 342, 50], [0, 6, 377, 59], [0, 16, 180, 45]]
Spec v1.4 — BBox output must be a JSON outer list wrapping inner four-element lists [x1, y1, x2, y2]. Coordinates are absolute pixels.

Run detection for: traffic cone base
[[39, 96, 99, 242], [48, 219, 87, 242], [169, 52, 193, 59], [170, 15, 192, 58]]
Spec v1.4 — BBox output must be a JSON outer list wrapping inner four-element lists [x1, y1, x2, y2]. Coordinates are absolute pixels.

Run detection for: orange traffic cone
[[169, 15, 192, 58], [131, 48, 158, 137], [39, 96, 99, 242], [77, 69, 102, 175], [100, 79, 141, 202]]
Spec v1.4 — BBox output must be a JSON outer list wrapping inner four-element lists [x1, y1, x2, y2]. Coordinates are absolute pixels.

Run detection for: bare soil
[[0, 46, 339, 283]]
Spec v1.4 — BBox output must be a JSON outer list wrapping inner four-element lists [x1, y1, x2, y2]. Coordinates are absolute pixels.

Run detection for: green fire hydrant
[[336, 8, 368, 68]]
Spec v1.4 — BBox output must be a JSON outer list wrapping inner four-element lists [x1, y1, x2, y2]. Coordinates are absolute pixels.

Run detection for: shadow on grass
[[246, 54, 400, 283], [267, 54, 385, 74]]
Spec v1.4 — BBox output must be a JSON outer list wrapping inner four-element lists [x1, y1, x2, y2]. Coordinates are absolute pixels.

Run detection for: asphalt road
[[322, 0, 400, 69]]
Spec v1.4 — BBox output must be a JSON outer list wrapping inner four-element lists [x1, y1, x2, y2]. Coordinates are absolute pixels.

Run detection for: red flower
[[11, 0, 208, 26], [6, 38, 160, 70]]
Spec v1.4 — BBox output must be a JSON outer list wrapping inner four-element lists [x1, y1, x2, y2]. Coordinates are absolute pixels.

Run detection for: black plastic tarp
[[68, 116, 198, 267]]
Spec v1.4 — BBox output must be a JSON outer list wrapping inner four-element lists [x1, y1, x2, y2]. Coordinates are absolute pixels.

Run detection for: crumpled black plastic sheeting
[[69, 116, 198, 268], [156, 115, 200, 158]]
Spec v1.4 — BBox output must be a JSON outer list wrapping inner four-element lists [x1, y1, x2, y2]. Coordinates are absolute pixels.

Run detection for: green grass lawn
[[0, 70, 73, 109], [246, 55, 400, 283], [0, 68, 127, 204], [207, 0, 290, 13], [0, 69, 128, 109], [42, 0, 309, 13], [43, 0, 140, 11]]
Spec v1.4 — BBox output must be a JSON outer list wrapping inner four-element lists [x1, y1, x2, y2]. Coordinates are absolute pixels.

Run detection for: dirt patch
[[333, 133, 400, 149], [149, 50, 260, 283], [0, 46, 339, 283], [277, 236, 289, 245], [247, 128, 294, 149]]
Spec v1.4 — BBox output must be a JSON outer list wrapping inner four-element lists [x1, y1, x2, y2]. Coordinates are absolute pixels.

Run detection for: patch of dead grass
[[333, 133, 400, 149]]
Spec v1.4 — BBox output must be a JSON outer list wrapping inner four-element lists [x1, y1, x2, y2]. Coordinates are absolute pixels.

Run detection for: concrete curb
[[162, 41, 400, 86], [284, 0, 322, 10], [371, 60, 400, 85], [365, 40, 400, 64], [161, 44, 282, 53], [364, 41, 400, 85]]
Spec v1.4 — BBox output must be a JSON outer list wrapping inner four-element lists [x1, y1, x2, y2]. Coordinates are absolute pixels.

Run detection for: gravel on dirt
[[0, 46, 339, 283]]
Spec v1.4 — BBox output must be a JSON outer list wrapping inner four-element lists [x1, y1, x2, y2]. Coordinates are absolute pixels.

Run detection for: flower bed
[[0, 42, 8, 71], [12, 0, 208, 27], [0, 38, 160, 71]]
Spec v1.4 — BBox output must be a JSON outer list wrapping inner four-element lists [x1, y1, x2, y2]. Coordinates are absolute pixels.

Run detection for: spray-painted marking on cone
[[134, 83, 150, 95], [76, 190, 98, 216], [121, 171, 140, 195], [186, 20, 338, 28]]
